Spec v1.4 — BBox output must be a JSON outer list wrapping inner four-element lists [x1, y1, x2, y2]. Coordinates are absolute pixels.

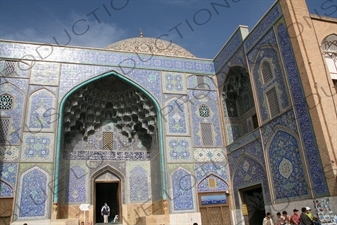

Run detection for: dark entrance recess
[[95, 182, 119, 223], [240, 185, 265, 225]]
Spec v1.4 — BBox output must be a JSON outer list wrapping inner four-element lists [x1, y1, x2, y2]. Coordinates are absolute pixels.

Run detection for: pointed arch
[[321, 33, 337, 80], [164, 96, 189, 135], [232, 154, 270, 208], [55, 70, 166, 203], [17, 166, 49, 219], [197, 174, 229, 193], [265, 126, 309, 200], [170, 167, 196, 212], [27, 88, 56, 131]]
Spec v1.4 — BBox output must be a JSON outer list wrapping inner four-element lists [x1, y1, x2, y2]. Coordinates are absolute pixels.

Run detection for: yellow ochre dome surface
[[105, 37, 196, 58]]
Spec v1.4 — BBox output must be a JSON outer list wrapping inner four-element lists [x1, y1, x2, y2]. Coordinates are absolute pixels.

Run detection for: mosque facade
[[0, 0, 336, 225]]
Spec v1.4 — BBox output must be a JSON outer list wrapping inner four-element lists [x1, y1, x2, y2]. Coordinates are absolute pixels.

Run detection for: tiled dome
[[105, 37, 196, 58]]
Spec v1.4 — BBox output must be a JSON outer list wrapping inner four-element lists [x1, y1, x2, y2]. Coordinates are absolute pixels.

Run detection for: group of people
[[263, 207, 321, 225]]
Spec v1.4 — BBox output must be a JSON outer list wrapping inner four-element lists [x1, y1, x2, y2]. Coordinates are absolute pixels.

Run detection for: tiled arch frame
[[16, 166, 50, 220], [232, 154, 270, 208], [54, 70, 167, 204], [265, 126, 310, 201], [26, 88, 57, 132], [197, 174, 229, 193], [250, 44, 290, 123], [170, 167, 197, 213], [321, 33, 337, 80]]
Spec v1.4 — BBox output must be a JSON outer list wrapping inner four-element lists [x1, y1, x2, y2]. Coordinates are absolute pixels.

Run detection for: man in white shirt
[[101, 203, 110, 224]]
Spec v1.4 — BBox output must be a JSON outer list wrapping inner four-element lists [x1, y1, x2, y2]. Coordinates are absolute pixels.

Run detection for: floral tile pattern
[[269, 130, 309, 199], [21, 133, 54, 162], [162, 72, 187, 94], [27, 88, 57, 131], [129, 165, 149, 203], [30, 62, 60, 86], [166, 137, 192, 162], [64, 165, 86, 203], [193, 148, 226, 162], [17, 166, 49, 219], [171, 168, 195, 212]]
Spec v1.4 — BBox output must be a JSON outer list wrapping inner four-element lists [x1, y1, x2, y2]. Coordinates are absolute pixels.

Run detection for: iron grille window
[[0, 117, 11, 144], [199, 104, 210, 117], [266, 87, 280, 118], [3, 61, 17, 77], [0, 94, 13, 110], [102, 132, 113, 150], [201, 123, 214, 146], [262, 61, 273, 84]]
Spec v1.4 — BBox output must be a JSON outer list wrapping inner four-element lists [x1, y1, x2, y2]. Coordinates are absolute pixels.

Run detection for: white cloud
[[1, 12, 127, 49]]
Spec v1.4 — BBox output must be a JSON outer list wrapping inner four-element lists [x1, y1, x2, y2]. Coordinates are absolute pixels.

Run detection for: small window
[[3, 61, 17, 77], [199, 104, 210, 117], [0, 94, 13, 110], [261, 61, 273, 84], [201, 123, 214, 146], [252, 114, 259, 129], [0, 117, 11, 144], [266, 87, 280, 118], [208, 177, 216, 188], [102, 132, 113, 150]]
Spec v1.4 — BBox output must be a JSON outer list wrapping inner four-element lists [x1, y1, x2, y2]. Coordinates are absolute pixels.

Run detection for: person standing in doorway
[[101, 203, 110, 224]]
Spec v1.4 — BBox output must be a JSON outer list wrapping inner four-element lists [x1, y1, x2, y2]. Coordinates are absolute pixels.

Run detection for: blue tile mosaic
[[18, 167, 49, 218], [277, 22, 329, 196], [0, 82, 26, 145], [164, 97, 189, 135], [172, 168, 194, 211], [65, 165, 86, 203], [22, 133, 54, 162], [269, 130, 309, 199], [216, 46, 247, 91], [232, 156, 270, 207], [129, 165, 149, 202], [0, 41, 215, 75], [0, 146, 20, 161], [247, 29, 290, 122], [187, 75, 217, 91], [30, 62, 60, 86], [261, 110, 297, 146], [0, 163, 18, 187], [195, 163, 229, 182], [163, 72, 187, 94], [28, 89, 56, 130], [197, 175, 228, 193], [0, 180, 14, 197], [214, 29, 243, 72], [244, 3, 282, 52], [189, 92, 223, 147], [59, 64, 163, 104], [166, 137, 192, 162]]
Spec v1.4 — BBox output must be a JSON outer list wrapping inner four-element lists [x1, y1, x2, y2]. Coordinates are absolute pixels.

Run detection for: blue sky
[[0, 0, 336, 59]]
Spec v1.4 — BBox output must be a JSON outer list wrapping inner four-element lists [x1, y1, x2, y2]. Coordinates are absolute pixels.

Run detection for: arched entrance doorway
[[197, 175, 231, 225], [93, 171, 121, 224], [54, 71, 167, 223]]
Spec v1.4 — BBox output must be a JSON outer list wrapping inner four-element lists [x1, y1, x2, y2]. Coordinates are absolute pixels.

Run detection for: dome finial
[[140, 28, 143, 38]]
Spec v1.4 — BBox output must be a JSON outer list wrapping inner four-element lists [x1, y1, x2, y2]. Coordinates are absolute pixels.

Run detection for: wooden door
[[0, 198, 13, 225], [199, 192, 231, 225]]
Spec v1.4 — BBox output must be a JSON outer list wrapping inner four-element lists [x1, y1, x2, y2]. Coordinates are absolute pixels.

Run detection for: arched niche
[[222, 66, 257, 144], [54, 71, 167, 206]]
